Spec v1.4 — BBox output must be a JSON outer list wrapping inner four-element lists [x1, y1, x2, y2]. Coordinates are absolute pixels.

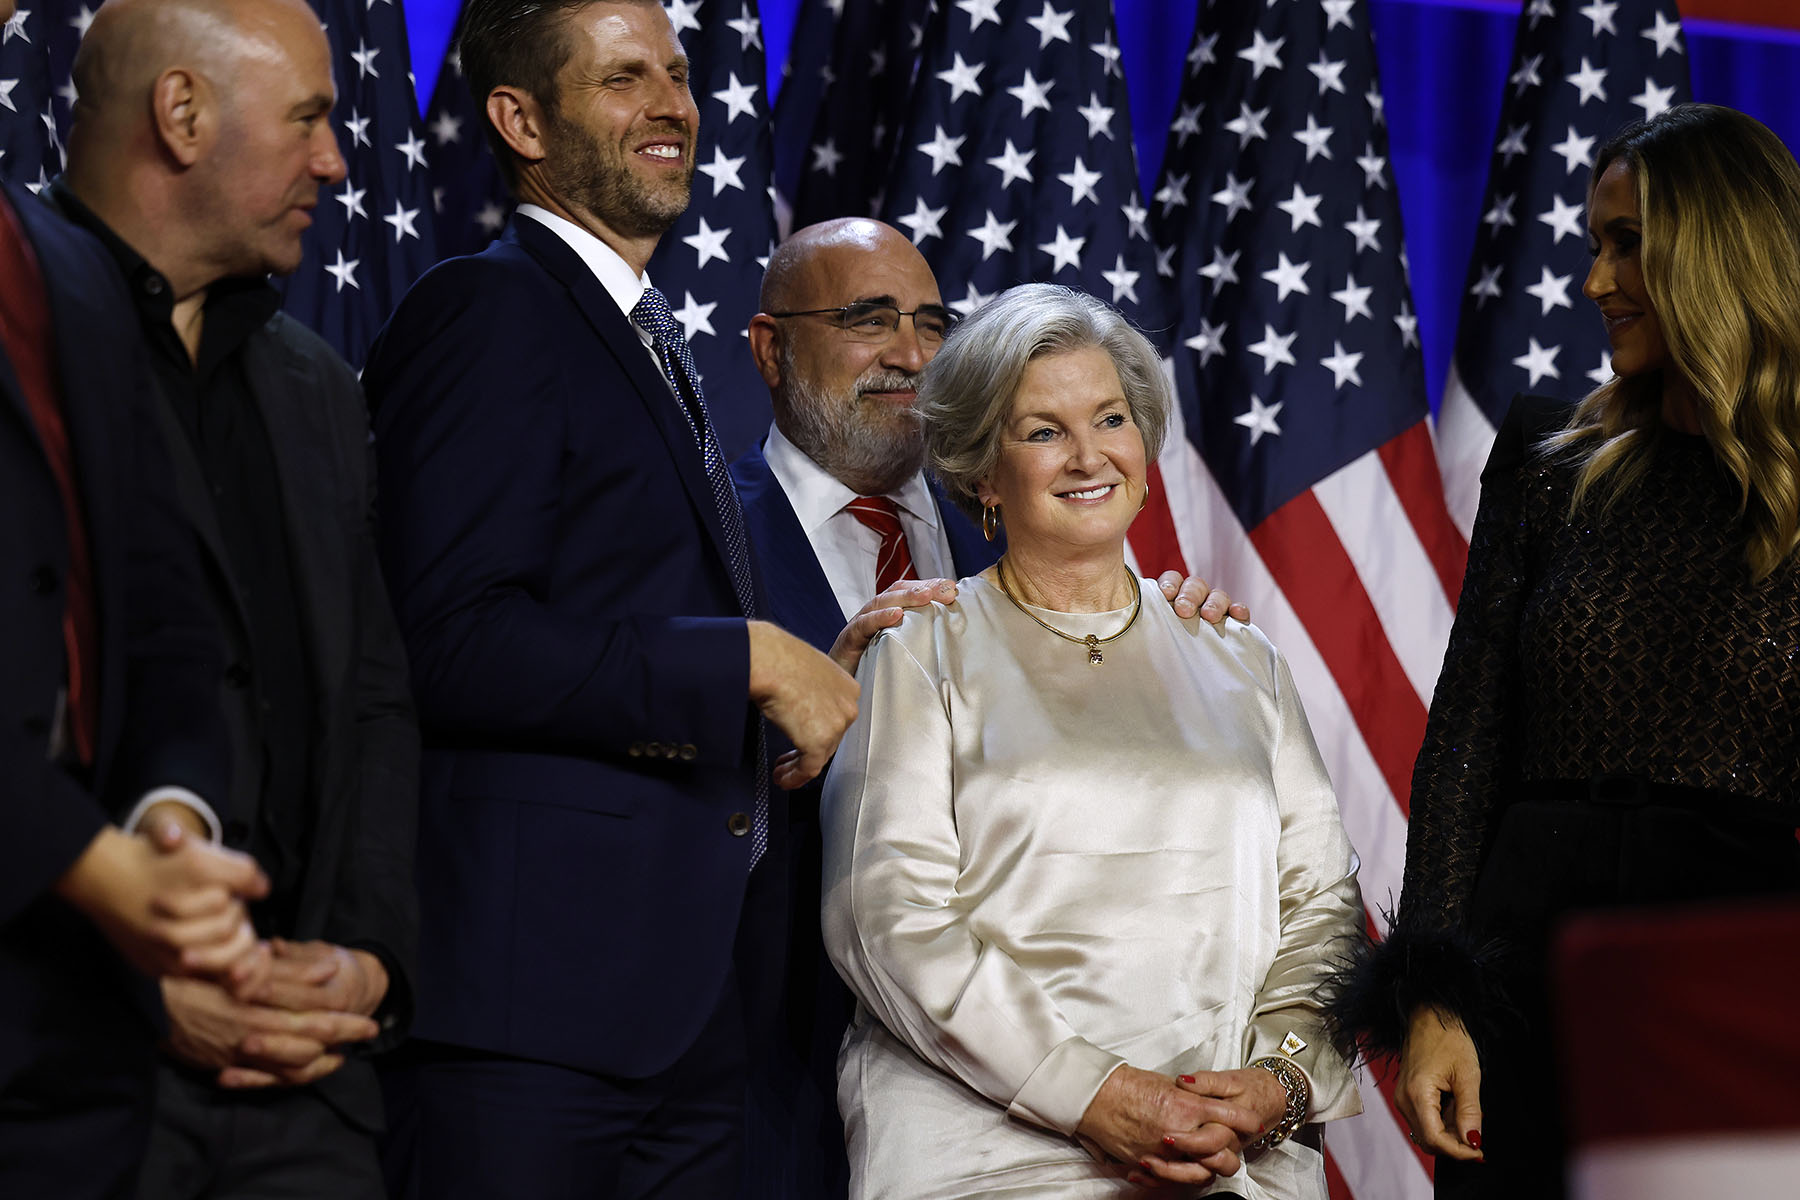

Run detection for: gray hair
[[922, 283, 1170, 521]]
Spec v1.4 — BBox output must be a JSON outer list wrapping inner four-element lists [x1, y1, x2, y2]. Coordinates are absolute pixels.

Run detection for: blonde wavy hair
[[1547, 103, 1800, 581]]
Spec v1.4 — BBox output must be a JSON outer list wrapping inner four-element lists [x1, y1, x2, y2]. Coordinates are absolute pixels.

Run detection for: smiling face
[[1584, 158, 1669, 380], [539, 1, 697, 243], [772, 227, 945, 494], [976, 346, 1147, 559]]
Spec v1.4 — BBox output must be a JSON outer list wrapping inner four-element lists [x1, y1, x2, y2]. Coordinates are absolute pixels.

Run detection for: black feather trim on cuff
[[1322, 918, 1516, 1065]]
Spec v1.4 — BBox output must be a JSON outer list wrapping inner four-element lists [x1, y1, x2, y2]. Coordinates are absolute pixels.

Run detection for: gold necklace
[[994, 557, 1142, 666]]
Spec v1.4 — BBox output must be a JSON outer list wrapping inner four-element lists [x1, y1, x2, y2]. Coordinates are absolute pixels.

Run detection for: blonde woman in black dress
[[1334, 104, 1800, 1199]]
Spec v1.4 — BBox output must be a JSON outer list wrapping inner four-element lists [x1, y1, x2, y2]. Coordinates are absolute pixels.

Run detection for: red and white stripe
[[1138, 393, 1464, 1200], [1433, 362, 1500, 540]]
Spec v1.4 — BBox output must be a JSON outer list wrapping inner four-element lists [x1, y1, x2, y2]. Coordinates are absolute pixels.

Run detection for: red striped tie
[[843, 496, 915, 594], [0, 193, 98, 765]]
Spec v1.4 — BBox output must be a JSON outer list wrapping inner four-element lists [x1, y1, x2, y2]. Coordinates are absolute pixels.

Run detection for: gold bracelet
[[1244, 1055, 1310, 1153]]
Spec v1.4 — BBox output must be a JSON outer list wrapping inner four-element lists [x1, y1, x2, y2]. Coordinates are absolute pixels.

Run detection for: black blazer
[[365, 215, 771, 1080], [142, 311, 420, 1128], [0, 183, 226, 1089]]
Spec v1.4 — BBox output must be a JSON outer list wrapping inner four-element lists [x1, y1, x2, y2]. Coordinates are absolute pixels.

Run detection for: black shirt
[[53, 183, 316, 932]]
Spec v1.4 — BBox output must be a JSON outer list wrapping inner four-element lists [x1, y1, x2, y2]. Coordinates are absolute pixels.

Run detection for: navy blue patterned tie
[[631, 285, 767, 868]]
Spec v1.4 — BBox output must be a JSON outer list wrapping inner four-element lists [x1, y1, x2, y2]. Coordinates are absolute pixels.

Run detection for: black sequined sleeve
[[1328, 395, 1567, 1058]]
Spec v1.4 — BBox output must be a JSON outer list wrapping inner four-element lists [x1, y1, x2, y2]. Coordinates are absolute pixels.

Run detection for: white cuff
[[120, 787, 224, 844], [1008, 1036, 1126, 1136]]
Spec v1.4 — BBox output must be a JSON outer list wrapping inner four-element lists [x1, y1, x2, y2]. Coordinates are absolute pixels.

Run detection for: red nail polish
[[1138, 1161, 1153, 1172], [1468, 1129, 1483, 1150], [1178, 1074, 1195, 1083], [1162, 1135, 1177, 1147]]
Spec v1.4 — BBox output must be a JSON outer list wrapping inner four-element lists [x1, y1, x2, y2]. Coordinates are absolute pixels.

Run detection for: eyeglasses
[[767, 301, 958, 346]]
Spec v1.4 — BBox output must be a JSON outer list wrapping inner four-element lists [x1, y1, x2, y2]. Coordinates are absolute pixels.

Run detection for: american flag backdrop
[[422, 33, 511, 261], [770, 0, 933, 234], [1150, 2, 1464, 1195], [285, 0, 440, 370], [1435, 0, 1689, 535], [647, 0, 780, 459], [0, 1, 83, 193], [878, 0, 1185, 575]]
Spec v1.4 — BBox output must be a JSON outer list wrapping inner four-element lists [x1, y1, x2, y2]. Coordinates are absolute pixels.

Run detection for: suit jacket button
[[726, 812, 750, 837], [678, 743, 697, 761], [28, 565, 57, 594], [628, 742, 645, 757], [645, 741, 663, 757]]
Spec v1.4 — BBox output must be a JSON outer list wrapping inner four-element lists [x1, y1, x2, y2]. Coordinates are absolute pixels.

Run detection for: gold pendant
[[1086, 634, 1103, 665]]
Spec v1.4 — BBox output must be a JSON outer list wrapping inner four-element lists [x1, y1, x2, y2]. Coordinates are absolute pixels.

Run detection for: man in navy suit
[[731, 218, 1249, 1198], [0, 162, 269, 1200], [360, 3, 889, 1197]]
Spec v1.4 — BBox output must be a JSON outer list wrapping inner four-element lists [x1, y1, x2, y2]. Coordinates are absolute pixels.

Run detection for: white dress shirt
[[761, 424, 955, 621]]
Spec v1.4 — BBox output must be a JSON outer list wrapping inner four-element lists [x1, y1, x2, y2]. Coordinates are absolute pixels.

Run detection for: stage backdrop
[[403, 0, 1800, 418]]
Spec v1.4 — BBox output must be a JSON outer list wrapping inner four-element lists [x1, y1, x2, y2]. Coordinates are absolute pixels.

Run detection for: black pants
[[135, 1065, 385, 1200], [1438, 789, 1800, 1200], [0, 1024, 156, 1200], [403, 966, 749, 1200]]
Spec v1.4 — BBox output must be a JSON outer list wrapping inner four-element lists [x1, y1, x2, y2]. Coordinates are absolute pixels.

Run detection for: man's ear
[[486, 86, 547, 166], [151, 68, 214, 167], [747, 314, 782, 388]]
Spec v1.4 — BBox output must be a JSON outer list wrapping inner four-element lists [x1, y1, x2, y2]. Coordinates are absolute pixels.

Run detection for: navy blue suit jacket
[[728, 438, 999, 1200], [0, 185, 225, 1093], [730, 438, 1000, 654], [363, 216, 773, 1079]]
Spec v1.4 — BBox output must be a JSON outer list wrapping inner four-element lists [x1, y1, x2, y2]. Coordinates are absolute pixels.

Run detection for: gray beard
[[778, 358, 926, 497]]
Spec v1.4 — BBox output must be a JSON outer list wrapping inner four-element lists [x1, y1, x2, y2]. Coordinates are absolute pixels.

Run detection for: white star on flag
[[1261, 252, 1311, 301], [712, 73, 759, 124], [681, 217, 731, 268], [936, 53, 984, 102], [1237, 29, 1284, 80], [1038, 226, 1084, 273], [1276, 184, 1323, 232], [966, 209, 1016, 260], [382, 199, 420, 242], [898, 198, 948, 244], [1538, 193, 1585, 244], [699, 146, 747, 194], [671, 291, 718, 341], [1185, 316, 1227, 365], [1006, 70, 1054, 118], [324, 249, 361, 292], [1321, 340, 1364, 388], [1026, 3, 1073, 49], [1234, 394, 1284, 441], [1101, 254, 1140, 304], [1058, 157, 1102, 206], [985, 139, 1035, 187], [1513, 336, 1562, 386], [1524, 265, 1575, 315]]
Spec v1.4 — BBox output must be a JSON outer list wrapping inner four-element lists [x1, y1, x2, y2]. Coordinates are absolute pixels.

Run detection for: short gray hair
[[922, 283, 1170, 521]]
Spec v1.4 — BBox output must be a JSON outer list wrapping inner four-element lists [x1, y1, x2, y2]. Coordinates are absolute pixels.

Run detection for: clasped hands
[[60, 807, 389, 1090], [1076, 1063, 1290, 1190]]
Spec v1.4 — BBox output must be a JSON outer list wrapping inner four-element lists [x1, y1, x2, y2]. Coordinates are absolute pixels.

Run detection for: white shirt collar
[[762, 423, 941, 535], [516, 203, 651, 324]]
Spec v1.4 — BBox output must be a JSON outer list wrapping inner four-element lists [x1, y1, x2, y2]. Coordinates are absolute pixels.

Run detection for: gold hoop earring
[[982, 504, 1001, 542], [1139, 479, 1151, 512]]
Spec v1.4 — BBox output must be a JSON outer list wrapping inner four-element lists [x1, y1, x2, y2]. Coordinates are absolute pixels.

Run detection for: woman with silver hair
[[820, 283, 1364, 1198]]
